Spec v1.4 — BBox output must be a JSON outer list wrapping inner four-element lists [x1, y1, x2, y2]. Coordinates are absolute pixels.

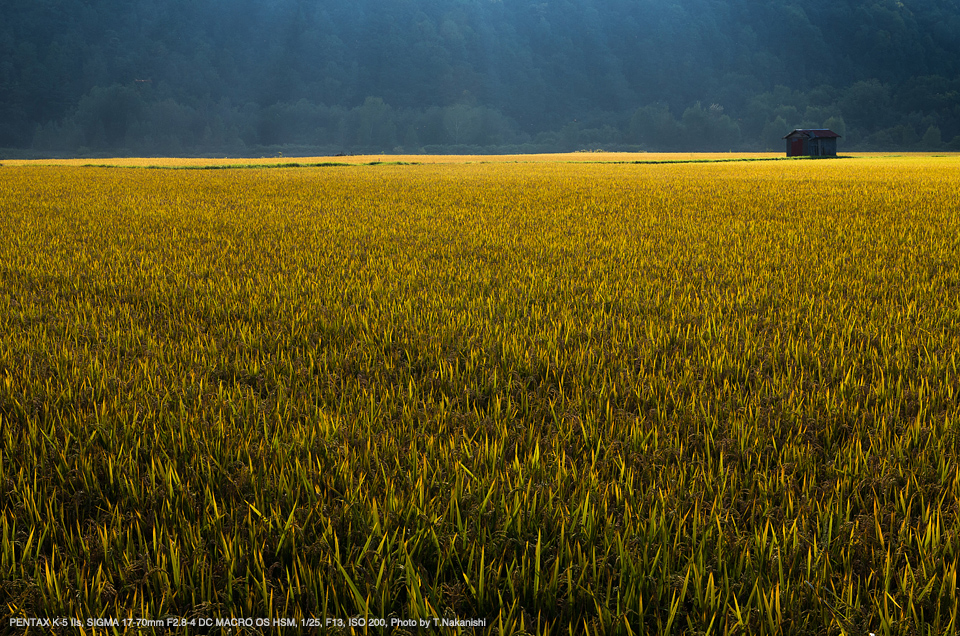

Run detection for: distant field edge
[[2, 151, 958, 169]]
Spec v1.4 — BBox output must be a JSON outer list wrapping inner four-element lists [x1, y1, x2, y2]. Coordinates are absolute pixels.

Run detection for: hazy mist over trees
[[3, 0, 960, 155]]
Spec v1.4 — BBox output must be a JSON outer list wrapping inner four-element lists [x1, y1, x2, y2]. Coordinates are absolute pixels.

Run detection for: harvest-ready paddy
[[2, 155, 959, 634]]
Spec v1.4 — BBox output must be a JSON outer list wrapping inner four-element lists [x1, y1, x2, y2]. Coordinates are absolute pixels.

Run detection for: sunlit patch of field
[[5, 151, 786, 168], [2, 156, 960, 634], [4, 151, 959, 169]]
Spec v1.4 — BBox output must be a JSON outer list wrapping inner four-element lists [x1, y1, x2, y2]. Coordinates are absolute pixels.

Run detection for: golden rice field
[[2, 154, 960, 635]]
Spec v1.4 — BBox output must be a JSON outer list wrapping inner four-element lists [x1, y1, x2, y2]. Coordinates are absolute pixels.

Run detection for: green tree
[[681, 102, 740, 151], [761, 116, 789, 151], [442, 104, 480, 145], [823, 115, 846, 138], [354, 97, 396, 149], [921, 125, 942, 149], [840, 79, 893, 132], [629, 103, 682, 150], [74, 84, 144, 149]]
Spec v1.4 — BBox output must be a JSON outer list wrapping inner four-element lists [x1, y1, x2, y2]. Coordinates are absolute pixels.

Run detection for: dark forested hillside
[[3, 0, 959, 155]]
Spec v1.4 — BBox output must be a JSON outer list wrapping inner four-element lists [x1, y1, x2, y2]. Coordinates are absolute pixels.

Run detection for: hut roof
[[783, 129, 841, 139]]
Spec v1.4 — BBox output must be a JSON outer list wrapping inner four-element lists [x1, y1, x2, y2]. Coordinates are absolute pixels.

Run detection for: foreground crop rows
[[2, 157, 960, 634]]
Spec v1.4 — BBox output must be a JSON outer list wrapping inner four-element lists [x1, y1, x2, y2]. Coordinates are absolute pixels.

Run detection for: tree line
[[3, 0, 960, 155]]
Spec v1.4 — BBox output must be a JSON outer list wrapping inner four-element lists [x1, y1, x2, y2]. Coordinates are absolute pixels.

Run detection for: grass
[[2, 155, 960, 634]]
